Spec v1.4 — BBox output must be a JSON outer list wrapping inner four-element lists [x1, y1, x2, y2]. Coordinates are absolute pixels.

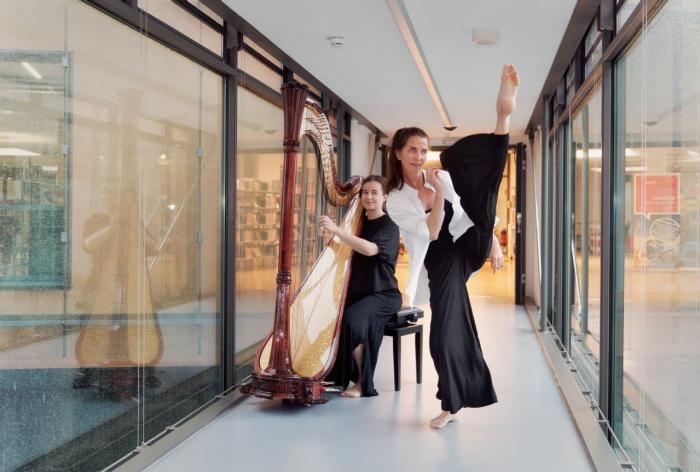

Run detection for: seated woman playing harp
[[319, 175, 402, 398]]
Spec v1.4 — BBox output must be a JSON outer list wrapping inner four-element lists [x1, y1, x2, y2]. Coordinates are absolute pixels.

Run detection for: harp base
[[240, 372, 328, 405]]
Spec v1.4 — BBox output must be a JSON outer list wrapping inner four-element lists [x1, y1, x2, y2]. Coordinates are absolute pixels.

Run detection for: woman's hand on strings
[[319, 215, 339, 244]]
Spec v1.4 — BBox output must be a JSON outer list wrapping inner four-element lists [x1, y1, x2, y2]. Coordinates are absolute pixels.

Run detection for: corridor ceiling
[[223, 0, 577, 143]]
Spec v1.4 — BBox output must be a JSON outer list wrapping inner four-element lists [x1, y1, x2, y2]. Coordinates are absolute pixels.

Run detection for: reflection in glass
[[0, 1, 223, 469], [235, 87, 283, 381], [615, 1, 700, 469], [570, 86, 602, 399], [0, 51, 67, 288]]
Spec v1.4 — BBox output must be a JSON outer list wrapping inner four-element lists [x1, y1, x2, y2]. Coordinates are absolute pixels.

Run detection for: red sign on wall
[[633, 173, 680, 214]]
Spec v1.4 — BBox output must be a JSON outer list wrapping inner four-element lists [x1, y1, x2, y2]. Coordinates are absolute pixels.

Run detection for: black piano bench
[[384, 306, 424, 391]]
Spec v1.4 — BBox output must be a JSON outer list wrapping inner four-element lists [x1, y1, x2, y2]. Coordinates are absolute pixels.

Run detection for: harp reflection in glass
[[241, 83, 362, 404]]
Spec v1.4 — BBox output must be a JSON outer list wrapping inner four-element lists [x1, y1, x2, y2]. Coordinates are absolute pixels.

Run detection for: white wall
[[350, 118, 378, 178]]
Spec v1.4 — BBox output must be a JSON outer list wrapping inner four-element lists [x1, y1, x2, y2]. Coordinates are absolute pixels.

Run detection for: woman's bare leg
[[340, 344, 363, 398], [495, 64, 520, 135]]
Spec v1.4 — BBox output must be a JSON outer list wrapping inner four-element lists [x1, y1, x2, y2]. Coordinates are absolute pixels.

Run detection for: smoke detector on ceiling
[[472, 29, 500, 46], [327, 36, 345, 47]]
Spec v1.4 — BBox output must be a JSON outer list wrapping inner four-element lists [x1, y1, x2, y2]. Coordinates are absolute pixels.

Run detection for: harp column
[[265, 82, 308, 377]]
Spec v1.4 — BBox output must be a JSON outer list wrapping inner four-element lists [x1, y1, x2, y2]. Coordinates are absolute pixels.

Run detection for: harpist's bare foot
[[497, 64, 519, 117], [430, 411, 458, 429], [340, 383, 362, 398]]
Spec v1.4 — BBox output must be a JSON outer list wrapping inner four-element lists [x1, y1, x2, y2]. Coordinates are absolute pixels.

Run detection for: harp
[[241, 83, 363, 404]]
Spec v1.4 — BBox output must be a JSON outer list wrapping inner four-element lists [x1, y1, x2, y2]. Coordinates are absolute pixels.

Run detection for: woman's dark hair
[[385, 127, 429, 192], [361, 174, 386, 193]]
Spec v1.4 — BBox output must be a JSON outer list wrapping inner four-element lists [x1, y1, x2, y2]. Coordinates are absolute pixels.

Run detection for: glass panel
[[566, 62, 576, 104], [243, 39, 283, 69], [585, 40, 602, 79], [617, 0, 641, 32], [584, 18, 600, 55], [615, 1, 700, 469], [237, 50, 283, 92], [570, 86, 603, 399], [138, 0, 223, 55], [0, 2, 223, 469], [186, 0, 224, 25], [235, 87, 283, 382]]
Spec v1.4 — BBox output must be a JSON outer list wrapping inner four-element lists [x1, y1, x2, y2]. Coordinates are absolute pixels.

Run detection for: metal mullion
[[561, 123, 573, 353], [549, 65, 602, 139], [540, 95, 552, 332], [599, 53, 624, 439], [554, 130, 564, 342], [601, 0, 666, 63], [223, 22, 239, 389], [236, 71, 283, 107]]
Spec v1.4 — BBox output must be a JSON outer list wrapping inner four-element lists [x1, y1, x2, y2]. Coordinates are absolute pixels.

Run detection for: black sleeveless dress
[[423, 133, 509, 413]]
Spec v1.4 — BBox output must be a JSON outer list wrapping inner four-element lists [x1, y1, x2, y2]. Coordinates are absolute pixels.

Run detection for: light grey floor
[[146, 285, 593, 472]]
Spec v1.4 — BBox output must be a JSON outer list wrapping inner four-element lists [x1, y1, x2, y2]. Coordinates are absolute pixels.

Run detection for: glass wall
[[234, 86, 341, 382], [0, 1, 223, 470], [615, 0, 700, 469], [570, 86, 603, 396], [234, 86, 283, 382]]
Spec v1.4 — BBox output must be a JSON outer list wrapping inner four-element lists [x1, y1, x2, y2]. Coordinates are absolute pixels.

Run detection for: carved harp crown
[[243, 83, 363, 404]]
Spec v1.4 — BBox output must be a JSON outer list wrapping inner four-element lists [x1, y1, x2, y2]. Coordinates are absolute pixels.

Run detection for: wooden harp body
[[241, 83, 362, 404]]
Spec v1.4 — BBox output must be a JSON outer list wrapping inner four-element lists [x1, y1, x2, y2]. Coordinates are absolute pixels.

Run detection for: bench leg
[[393, 334, 401, 391], [415, 327, 422, 384]]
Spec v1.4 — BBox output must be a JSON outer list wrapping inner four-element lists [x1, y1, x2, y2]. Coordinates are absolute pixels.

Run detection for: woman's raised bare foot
[[497, 64, 519, 117], [340, 383, 362, 398], [430, 411, 458, 429]]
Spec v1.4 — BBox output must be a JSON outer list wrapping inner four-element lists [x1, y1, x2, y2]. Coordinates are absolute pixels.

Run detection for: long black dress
[[423, 133, 509, 414], [328, 213, 402, 396]]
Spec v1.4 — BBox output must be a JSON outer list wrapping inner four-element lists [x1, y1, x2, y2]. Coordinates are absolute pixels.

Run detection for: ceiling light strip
[[385, 0, 453, 129]]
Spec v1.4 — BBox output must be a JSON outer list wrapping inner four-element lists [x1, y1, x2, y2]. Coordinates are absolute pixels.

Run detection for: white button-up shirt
[[386, 169, 474, 306]]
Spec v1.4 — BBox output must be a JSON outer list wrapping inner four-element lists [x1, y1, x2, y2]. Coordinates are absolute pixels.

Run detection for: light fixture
[[385, 0, 454, 129], [159, 153, 167, 160], [327, 36, 345, 48], [472, 29, 501, 46], [21, 61, 42, 80], [427, 151, 441, 162], [0, 147, 39, 156], [575, 148, 639, 158], [167, 203, 176, 211]]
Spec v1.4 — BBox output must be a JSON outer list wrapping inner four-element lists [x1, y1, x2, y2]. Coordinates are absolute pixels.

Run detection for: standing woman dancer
[[321, 176, 402, 398], [386, 64, 519, 428]]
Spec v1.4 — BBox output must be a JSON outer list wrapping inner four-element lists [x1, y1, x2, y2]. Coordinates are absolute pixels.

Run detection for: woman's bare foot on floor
[[497, 63, 519, 117], [430, 411, 458, 429], [340, 384, 362, 398]]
